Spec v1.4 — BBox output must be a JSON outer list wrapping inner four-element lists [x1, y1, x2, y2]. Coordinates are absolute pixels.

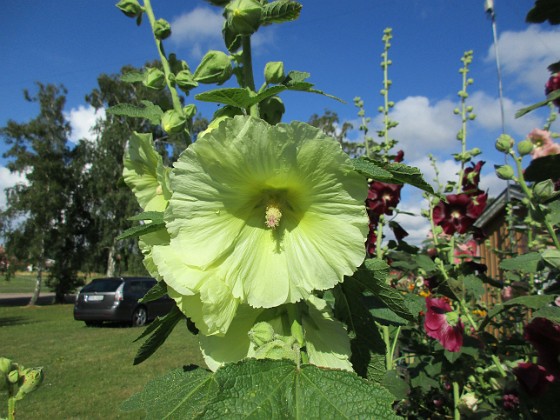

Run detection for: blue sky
[[2, 0, 560, 242]]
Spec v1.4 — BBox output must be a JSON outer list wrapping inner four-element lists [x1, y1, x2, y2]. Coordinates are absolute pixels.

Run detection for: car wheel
[[85, 321, 102, 327], [132, 306, 147, 327]]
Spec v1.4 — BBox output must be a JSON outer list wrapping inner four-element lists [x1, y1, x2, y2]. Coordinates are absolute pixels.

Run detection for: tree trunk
[[106, 242, 116, 278], [28, 260, 43, 306]]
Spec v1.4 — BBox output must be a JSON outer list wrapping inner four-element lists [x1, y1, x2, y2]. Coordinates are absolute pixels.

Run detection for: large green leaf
[[532, 306, 560, 323], [487, 294, 556, 319], [203, 359, 399, 419], [261, 0, 302, 24], [498, 252, 543, 273], [351, 260, 414, 322], [195, 86, 287, 109], [333, 284, 386, 381], [121, 366, 217, 419], [281, 70, 344, 103], [515, 89, 560, 118], [117, 211, 166, 241], [140, 280, 168, 304], [133, 306, 184, 365], [106, 100, 163, 125], [352, 158, 435, 196]]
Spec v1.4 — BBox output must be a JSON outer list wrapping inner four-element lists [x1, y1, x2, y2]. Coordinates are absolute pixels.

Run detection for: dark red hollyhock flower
[[545, 72, 560, 109], [424, 297, 464, 352], [366, 181, 402, 216], [502, 392, 520, 411], [366, 224, 377, 256], [433, 191, 488, 235], [513, 362, 554, 397], [462, 161, 485, 192], [394, 150, 405, 163], [524, 317, 560, 379]]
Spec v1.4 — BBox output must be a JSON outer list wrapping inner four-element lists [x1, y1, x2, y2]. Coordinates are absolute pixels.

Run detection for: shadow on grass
[[0, 316, 34, 327]]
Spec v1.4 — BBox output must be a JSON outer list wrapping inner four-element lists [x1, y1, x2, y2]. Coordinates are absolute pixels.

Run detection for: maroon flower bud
[[462, 161, 485, 192], [545, 72, 560, 109]]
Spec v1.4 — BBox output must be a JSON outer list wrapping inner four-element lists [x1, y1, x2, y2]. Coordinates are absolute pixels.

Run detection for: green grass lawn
[[0, 304, 204, 419], [0, 272, 37, 293]]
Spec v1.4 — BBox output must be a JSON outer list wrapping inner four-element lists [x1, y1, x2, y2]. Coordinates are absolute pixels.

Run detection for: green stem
[[375, 215, 385, 259], [491, 354, 507, 378], [381, 325, 392, 370], [287, 304, 309, 365], [8, 397, 16, 420], [241, 36, 260, 118], [389, 326, 401, 369], [143, 0, 183, 114], [453, 381, 461, 420]]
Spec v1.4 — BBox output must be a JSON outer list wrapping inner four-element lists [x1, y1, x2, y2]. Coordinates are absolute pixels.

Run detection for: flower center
[[265, 202, 282, 229], [451, 210, 462, 220]]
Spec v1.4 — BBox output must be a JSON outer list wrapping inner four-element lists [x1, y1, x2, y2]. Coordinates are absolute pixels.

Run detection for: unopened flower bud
[[116, 0, 143, 18], [183, 104, 197, 119], [15, 367, 44, 400], [533, 180, 555, 201], [161, 110, 186, 134], [470, 147, 481, 156], [225, 0, 263, 36], [248, 322, 275, 347], [193, 51, 233, 85], [264, 61, 285, 84], [260, 96, 285, 125], [153, 18, 171, 40], [495, 134, 514, 153], [143, 68, 166, 90], [0, 358, 12, 375], [495, 164, 515, 180], [175, 70, 198, 93], [517, 139, 534, 156], [7, 369, 19, 384]]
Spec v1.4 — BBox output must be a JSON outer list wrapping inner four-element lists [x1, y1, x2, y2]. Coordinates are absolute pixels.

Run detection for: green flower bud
[[153, 18, 171, 40], [175, 70, 198, 93], [260, 96, 285, 125], [517, 139, 534, 156], [212, 105, 244, 120], [495, 134, 514, 153], [143, 67, 166, 90], [495, 164, 515, 180], [533, 180, 556, 202], [248, 321, 275, 347], [168, 53, 190, 74], [225, 0, 263, 36], [0, 357, 13, 375], [193, 51, 233, 85], [116, 0, 143, 18], [183, 104, 197, 119], [161, 110, 186, 134], [15, 368, 44, 401], [7, 369, 19, 384], [264, 61, 285, 84], [470, 147, 481, 156]]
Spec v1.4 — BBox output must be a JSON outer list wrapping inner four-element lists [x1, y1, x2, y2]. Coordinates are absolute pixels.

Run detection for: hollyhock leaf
[[121, 366, 217, 419], [261, 1, 302, 25], [515, 90, 560, 118], [499, 252, 543, 273], [107, 100, 163, 125], [139, 280, 168, 303], [333, 284, 386, 382], [354, 261, 414, 321], [116, 220, 166, 241], [488, 295, 556, 319], [132, 305, 183, 365], [163, 116, 368, 309], [382, 370, 410, 400], [545, 200, 560, 226], [195, 87, 255, 108], [542, 248, 560, 269], [532, 306, 560, 324], [383, 162, 435, 195], [352, 157, 394, 182], [203, 359, 399, 419]]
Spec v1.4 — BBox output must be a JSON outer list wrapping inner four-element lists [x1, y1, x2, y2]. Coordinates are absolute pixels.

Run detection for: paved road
[[0, 293, 75, 307]]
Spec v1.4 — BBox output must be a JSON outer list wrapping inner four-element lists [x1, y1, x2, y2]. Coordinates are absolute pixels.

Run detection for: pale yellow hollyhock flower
[[155, 116, 367, 309]]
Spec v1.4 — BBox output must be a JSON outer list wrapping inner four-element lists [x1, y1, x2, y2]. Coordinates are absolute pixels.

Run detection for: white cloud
[[170, 7, 224, 57], [374, 96, 461, 160], [0, 166, 27, 210], [469, 91, 544, 139], [65, 105, 105, 144], [486, 26, 560, 95]]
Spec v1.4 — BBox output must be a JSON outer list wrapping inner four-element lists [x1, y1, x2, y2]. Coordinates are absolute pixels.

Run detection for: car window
[[127, 281, 146, 295], [81, 279, 123, 293]]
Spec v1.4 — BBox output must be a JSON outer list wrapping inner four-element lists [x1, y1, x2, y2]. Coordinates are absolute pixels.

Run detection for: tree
[[308, 110, 362, 157], [1, 83, 81, 304]]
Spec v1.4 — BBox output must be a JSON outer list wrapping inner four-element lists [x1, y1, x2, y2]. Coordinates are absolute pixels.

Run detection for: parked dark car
[[73, 277, 174, 327]]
